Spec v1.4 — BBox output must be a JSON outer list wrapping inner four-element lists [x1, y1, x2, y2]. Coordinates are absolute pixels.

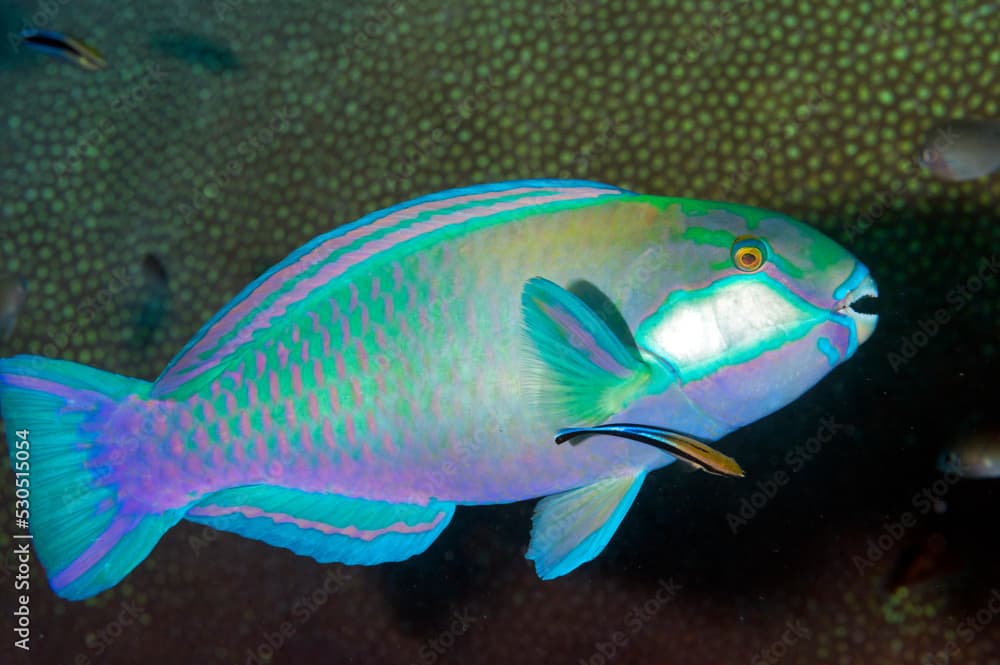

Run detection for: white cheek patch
[[636, 277, 827, 382]]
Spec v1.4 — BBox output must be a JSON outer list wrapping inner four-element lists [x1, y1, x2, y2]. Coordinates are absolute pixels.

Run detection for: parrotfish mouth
[[833, 270, 879, 345]]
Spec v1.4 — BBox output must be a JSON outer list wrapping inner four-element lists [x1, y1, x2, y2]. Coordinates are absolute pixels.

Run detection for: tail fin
[[0, 355, 185, 600]]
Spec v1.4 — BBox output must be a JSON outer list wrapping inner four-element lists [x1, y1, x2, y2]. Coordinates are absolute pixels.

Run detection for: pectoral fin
[[521, 277, 652, 424], [556, 424, 745, 478], [527, 471, 646, 579]]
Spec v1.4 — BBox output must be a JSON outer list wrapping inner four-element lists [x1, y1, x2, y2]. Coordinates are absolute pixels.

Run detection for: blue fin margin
[[527, 471, 647, 580], [185, 484, 455, 565]]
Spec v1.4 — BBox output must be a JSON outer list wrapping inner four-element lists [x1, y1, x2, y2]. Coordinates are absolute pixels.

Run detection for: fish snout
[[835, 271, 879, 345]]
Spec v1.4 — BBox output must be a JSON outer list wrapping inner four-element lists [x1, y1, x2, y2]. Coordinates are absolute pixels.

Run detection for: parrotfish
[[19, 29, 107, 71], [0, 180, 879, 601]]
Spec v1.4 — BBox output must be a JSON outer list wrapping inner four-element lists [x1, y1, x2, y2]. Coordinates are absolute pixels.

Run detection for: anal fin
[[185, 485, 455, 565], [527, 471, 646, 579]]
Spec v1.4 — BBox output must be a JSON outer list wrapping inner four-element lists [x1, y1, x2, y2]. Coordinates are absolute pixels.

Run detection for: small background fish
[[0, 275, 26, 342], [885, 532, 964, 592], [129, 253, 170, 349], [0, 0, 998, 664], [148, 30, 240, 72], [920, 118, 1000, 181], [18, 28, 107, 71], [939, 425, 1000, 478]]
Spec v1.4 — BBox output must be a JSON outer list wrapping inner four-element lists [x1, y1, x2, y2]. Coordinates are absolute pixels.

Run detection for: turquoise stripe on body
[[153, 180, 628, 397], [817, 337, 840, 366]]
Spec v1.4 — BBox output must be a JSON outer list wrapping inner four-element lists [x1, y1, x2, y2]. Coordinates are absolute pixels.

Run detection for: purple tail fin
[[0, 355, 187, 600]]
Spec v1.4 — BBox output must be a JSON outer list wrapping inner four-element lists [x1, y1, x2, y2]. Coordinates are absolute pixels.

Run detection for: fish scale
[[164, 195, 644, 503]]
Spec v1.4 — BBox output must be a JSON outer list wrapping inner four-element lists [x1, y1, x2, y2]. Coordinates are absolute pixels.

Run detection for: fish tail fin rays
[[520, 277, 653, 425], [0, 355, 185, 600], [184, 485, 456, 564], [527, 471, 646, 580]]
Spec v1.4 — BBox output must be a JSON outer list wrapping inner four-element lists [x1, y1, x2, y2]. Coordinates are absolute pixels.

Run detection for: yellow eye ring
[[731, 237, 768, 272]]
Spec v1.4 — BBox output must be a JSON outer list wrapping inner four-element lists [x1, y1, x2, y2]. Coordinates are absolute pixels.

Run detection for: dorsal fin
[[152, 180, 630, 398]]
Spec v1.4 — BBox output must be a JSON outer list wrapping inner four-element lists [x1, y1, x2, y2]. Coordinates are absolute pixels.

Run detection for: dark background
[[1, 0, 998, 663]]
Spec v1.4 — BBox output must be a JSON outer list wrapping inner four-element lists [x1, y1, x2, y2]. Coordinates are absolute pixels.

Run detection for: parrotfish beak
[[834, 271, 879, 345]]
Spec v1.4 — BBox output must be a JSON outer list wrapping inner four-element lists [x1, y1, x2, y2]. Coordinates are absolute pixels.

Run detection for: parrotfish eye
[[730, 236, 768, 273]]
